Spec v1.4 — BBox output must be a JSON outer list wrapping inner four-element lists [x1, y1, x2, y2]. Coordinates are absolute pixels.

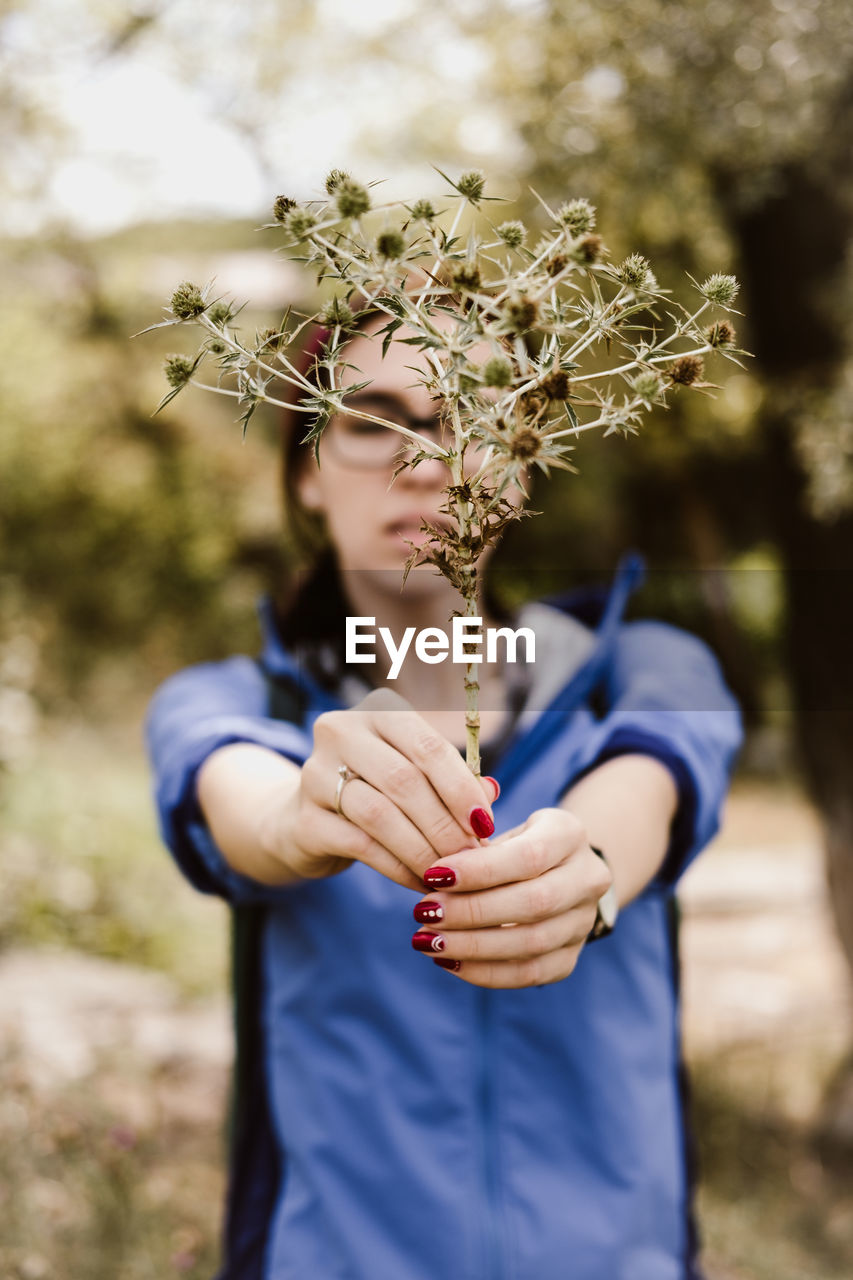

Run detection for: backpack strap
[[219, 668, 306, 1278]]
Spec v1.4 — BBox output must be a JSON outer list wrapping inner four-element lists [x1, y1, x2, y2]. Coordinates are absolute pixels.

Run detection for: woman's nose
[[397, 448, 451, 486]]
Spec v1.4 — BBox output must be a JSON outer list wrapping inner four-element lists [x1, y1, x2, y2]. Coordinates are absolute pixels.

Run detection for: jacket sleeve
[[566, 620, 744, 888], [144, 656, 314, 904]]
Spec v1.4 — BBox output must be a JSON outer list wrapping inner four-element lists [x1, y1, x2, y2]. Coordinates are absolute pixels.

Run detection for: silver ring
[[335, 765, 360, 817]]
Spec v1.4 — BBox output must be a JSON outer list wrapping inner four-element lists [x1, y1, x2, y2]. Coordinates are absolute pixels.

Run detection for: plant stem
[[451, 402, 481, 776]]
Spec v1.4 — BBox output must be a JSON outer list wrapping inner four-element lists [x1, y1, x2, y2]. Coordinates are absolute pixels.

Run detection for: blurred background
[[2, 1, 853, 1276]]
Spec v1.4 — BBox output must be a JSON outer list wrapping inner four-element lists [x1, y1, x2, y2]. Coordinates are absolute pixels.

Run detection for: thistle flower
[[170, 282, 206, 320], [335, 179, 371, 219], [321, 297, 356, 329], [376, 229, 406, 260], [273, 195, 297, 223], [207, 301, 234, 327], [617, 254, 655, 291], [457, 170, 485, 203], [164, 354, 196, 389], [705, 320, 737, 348], [669, 355, 705, 386], [411, 198, 437, 222], [325, 169, 350, 194], [503, 294, 539, 332], [700, 274, 740, 307], [452, 262, 482, 291], [540, 369, 570, 400], [497, 220, 526, 249], [632, 370, 664, 401], [507, 424, 545, 461], [259, 327, 285, 351], [144, 168, 746, 777], [557, 198, 596, 235], [286, 209, 318, 240], [573, 234, 604, 265], [482, 356, 514, 387]]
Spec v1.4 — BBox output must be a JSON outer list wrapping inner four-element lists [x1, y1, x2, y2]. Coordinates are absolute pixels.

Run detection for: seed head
[[457, 170, 485, 203], [325, 169, 350, 194], [497, 220, 526, 249], [335, 179, 371, 219], [508, 424, 544, 461], [482, 356, 514, 388], [259, 327, 284, 351], [617, 254, 655, 291], [632, 370, 663, 401], [557, 198, 596, 235], [541, 369, 570, 400], [273, 195, 297, 223], [207, 338, 226, 355], [573, 234, 603, 265], [452, 262, 482, 291], [503, 294, 539, 333], [705, 320, 737, 348], [701, 274, 739, 307], [207, 301, 234, 327], [545, 252, 569, 277], [164, 354, 195, 389], [320, 297, 356, 329], [411, 198, 437, 222], [286, 209, 318, 240], [376, 229, 406, 260], [669, 355, 705, 386], [170, 282, 206, 320]]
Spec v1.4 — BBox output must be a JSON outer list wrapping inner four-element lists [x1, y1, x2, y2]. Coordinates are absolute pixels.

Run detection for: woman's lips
[[385, 517, 445, 546]]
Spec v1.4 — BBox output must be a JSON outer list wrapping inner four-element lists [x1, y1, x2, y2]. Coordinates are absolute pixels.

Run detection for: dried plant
[[141, 168, 747, 774]]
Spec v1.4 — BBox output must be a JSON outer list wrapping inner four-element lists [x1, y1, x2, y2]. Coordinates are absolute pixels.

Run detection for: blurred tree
[[444, 0, 853, 1116]]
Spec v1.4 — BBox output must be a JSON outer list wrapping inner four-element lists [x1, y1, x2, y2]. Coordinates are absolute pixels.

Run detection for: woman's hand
[[409, 807, 612, 988], [277, 688, 498, 891]]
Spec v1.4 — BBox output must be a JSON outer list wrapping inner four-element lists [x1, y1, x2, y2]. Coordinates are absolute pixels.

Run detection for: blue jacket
[[146, 555, 742, 1280]]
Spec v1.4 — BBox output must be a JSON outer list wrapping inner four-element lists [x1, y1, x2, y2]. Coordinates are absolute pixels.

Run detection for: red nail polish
[[483, 776, 501, 801], [423, 866, 456, 889], [413, 900, 444, 924], [470, 807, 494, 839], [433, 957, 461, 971], [412, 930, 446, 953]]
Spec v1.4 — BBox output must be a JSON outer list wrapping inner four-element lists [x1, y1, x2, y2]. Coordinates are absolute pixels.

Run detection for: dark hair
[[280, 307, 385, 559]]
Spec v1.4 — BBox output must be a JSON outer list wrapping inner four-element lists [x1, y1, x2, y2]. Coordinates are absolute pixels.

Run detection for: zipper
[[477, 989, 505, 1280]]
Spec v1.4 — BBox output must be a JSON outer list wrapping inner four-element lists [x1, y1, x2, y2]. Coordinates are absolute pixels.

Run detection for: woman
[[146, 310, 742, 1280]]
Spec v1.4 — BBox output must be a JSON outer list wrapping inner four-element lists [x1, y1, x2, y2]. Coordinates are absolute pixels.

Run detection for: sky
[[3, 0, 537, 237]]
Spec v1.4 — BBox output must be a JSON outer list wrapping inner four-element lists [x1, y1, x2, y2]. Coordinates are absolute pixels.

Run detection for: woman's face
[[296, 320, 469, 582]]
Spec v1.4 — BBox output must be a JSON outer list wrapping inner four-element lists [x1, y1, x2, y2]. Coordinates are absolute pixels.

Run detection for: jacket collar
[[256, 551, 646, 716]]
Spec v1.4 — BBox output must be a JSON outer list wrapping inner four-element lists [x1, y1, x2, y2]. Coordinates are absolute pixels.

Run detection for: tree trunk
[[716, 156, 853, 978]]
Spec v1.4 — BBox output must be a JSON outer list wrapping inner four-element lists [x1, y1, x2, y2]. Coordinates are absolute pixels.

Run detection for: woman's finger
[[411, 903, 593, 963], [422, 809, 591, 895], [413, 861, 588, 931], [357, 693, 496, 842], [428, 944, 587, 990], [330, 728, 482, 861], [300, 806, 424, 891]]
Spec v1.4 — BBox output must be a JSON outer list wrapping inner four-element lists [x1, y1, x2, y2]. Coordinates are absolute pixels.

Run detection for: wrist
[[586, 845, 619, 942]]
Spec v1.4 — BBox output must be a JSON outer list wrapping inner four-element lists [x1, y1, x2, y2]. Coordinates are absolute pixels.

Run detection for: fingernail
[[483, 776, 501, 801], [470, 807, 494, 839], [412, 930, 446, 953], [423, 866, 456, 889], [413, 900, 444, 924], [433, 957, 461, 972]]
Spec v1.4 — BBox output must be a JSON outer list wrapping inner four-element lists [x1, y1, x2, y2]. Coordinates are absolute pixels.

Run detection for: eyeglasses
[[322, 409, 449, 470]]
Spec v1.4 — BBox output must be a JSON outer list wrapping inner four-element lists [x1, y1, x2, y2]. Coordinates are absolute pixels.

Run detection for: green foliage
[[0, 227, 289, 704]]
